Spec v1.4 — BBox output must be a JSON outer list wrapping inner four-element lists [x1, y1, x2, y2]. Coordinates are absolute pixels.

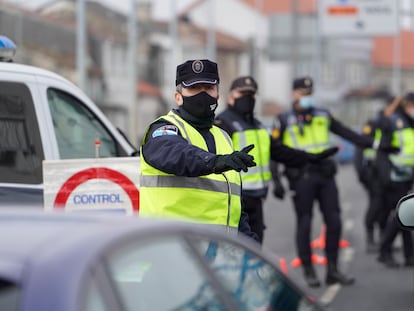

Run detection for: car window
[[47, 88, 121, 159], [0, 82, 44, 184], [192, 238, 321, 311], [0, 279, 20, 311], [83, 276, 110, 311], [105, 237, 227, 311]]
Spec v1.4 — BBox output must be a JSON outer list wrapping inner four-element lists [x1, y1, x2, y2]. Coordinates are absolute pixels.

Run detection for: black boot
[[326, 262, 355, 286], [366, 231, 378, 254], [377, 252, 401, 268], [303, 264, 321, 288]]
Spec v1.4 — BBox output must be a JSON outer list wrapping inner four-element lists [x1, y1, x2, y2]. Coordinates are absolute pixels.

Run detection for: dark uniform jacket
[[354, 115, 382, 187]]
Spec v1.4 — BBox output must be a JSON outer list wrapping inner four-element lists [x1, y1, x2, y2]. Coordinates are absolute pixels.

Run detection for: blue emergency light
[[0, 35, 16, 62]]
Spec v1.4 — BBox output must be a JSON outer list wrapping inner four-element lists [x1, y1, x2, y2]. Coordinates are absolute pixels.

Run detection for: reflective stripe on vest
[[232, 128, 271, 191], [282, 115, 331, 153], [390, 127, 414, 166], [140, 111, 241, 228], [363, 128, 382, 160]]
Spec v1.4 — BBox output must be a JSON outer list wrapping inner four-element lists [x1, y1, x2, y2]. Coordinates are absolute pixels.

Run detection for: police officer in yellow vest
[[140, 59, 258, 241], [271, 77, 395, 287], [354, 114, 388, 253], [215, 76, 339, 244], [377, 93, 414, 268]]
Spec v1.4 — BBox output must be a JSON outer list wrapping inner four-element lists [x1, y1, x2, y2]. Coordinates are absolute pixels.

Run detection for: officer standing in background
[[376, 93, 414, 268], [272, 76, 397, 287], [215, 76, 339, 244], [354, 96, 401, 253], [354, 114, 386, 253], [139, 59, 257, 241]]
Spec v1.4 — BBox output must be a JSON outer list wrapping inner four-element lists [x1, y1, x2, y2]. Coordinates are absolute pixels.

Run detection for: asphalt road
[[262, 163, 414, 311]]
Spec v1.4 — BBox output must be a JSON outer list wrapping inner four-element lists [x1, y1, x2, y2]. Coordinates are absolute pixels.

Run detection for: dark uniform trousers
[[379, 181, 413, 259], [242, 195, 265, 243], [290, 173, 341, 265], [364, 176, 388, 235]]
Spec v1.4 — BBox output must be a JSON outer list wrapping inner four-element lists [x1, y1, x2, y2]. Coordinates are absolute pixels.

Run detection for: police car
[[0, 36, 138, 209]]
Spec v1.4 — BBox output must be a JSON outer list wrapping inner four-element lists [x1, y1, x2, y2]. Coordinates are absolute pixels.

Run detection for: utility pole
[[206, 0, 216, 60], [169, 0, 178, 107], [254, 0, 264, 78], [76, 0, 86, 90], [392, 0, 402, 95], [291, 0, 299, 78], [313, 0, 322, 98], [128, 0, 138, 145]]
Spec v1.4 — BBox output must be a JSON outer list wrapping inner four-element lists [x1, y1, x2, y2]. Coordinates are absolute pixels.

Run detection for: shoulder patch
[[152, 125, 178, 138], [271, 129, 280, 139], [362, 125, 372, 135]]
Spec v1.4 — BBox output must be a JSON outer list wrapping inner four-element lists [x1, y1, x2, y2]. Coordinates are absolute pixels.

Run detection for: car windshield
[[191, 238, 321, 311], [105, 236, 227, 310], [0, 279, 20, 311], [104, 234, 321, 311]]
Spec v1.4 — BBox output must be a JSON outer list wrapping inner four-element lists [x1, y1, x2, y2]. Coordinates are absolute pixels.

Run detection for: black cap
[[175, 59, 219, 87], [404, 92, 414, 102], [230, 76, 258, 93], [293, 76, 313, 91]]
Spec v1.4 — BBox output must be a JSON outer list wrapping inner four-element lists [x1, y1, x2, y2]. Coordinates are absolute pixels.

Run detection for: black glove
[[306, 147, 339, 163], [213, 144, 256, 173], [378, 145, 400, 154], [272, 178, 285, 200]]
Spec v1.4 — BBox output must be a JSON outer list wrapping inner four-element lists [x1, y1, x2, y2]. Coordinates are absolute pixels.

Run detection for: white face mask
[[299, 96, 315, 109]]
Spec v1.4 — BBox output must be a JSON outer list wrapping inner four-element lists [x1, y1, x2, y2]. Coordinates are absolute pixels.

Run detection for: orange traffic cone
[[311, 225, 326, 250], [311, 224, 351, 249], [290, 253, 328, 268], [339, 239, 351, 248], [279, 258, 288, 275], [290, 257, 302, 268], [311, 253, 328, 266]]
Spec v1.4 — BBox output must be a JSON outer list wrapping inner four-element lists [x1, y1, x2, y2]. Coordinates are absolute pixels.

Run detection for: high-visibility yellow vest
[[232, 128, 271, 191], [363, 128, 382, 160], [389, 115, 414, 167], [282, 111, 331, 153], [140, 111, 242, 229]]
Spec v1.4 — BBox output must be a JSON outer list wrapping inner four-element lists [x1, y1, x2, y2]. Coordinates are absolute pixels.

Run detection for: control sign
[[43, 157, 140, 215]]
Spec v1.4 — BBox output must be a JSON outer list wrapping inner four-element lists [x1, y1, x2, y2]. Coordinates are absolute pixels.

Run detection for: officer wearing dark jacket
[[376, 93, 414, 268], [271, 77, 395, 287], [354, 114, 388, 252], [215, 76, 339, 244], [140, 59, 258, 241]]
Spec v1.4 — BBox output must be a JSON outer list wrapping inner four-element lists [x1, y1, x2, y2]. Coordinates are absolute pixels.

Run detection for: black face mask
[[233, 94, 255, 115], [181, 91, 218, 119]]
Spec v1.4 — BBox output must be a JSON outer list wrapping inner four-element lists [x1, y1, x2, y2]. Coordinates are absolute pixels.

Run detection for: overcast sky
[[4, 0, 194, 20]]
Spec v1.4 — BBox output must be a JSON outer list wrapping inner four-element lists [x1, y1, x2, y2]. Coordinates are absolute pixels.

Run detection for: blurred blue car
[[332, 135, 355, 164]]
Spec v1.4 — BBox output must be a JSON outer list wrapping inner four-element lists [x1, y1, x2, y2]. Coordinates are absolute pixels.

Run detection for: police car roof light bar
[[0, 35, 16, 62]]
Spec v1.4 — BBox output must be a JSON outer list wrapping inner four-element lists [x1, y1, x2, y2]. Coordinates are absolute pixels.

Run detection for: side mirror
[[397, 193, 414, 229]]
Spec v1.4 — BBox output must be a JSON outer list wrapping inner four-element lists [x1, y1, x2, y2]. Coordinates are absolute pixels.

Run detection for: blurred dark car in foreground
[[0, 209, 324, 311]]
